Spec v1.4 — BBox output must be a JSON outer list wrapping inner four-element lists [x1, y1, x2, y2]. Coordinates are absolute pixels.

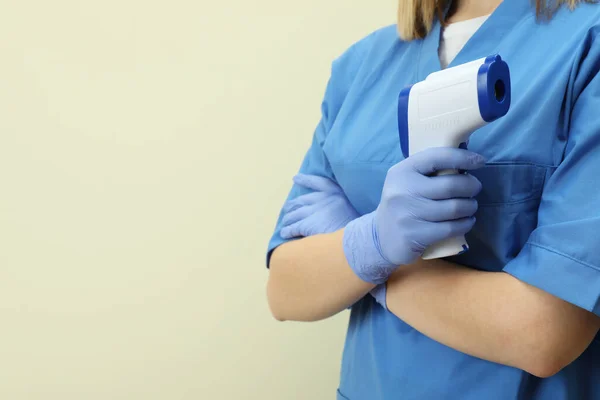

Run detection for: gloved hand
[[280, 173, 387, 309], [343, 147, 485, 285], [280, 174, 360, 239]]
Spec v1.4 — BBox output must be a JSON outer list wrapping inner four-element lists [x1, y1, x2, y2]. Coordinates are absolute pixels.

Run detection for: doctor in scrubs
[[266, 0, 600, 399]]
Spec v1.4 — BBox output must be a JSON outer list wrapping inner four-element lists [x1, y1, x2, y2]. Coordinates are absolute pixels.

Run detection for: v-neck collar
[[416, 0, 534, 80]]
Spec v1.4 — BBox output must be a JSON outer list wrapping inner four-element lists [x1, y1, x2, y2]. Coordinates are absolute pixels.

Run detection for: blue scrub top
[[267, 0, 600, 398]]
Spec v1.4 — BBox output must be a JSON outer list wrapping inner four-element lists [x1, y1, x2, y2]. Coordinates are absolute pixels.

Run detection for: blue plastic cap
[[477, 54, 511, 122], [398, 84, 413, 158]]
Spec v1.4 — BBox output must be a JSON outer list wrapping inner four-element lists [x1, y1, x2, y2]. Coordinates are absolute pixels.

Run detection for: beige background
[[0, 1, 394, 399]]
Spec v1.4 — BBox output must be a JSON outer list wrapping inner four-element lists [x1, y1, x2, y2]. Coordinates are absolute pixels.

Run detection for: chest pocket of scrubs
[[452, 162, 549, 272]]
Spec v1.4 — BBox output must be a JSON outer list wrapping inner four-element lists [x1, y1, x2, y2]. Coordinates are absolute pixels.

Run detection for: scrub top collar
[[417, 0, 535, 79]]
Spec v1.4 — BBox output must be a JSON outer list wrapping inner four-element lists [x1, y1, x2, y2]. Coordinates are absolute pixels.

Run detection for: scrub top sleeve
[[265, 44, 363, 268], [503, 41, 600, 316]]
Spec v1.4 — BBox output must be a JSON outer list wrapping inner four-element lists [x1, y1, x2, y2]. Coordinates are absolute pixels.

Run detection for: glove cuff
[[369, 284, 388, 310], [342, 213, 396, 285]]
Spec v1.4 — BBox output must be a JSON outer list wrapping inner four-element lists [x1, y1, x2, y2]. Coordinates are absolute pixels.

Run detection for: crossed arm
[[267, 230, 600, 378]]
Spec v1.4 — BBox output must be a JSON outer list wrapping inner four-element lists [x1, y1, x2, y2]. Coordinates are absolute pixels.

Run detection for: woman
[[266, 0, 600, 398]]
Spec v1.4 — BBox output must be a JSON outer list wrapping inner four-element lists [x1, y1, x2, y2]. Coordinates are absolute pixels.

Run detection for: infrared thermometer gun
[[397, 54, 511, 260]]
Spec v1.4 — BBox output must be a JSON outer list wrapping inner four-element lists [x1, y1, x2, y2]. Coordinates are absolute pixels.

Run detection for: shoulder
[[554, 4, 600, 87], [332, 24, 401, 71], [327, 24, 404, 90], [318, 24, 405, 129], [553, 3, 600, 35]]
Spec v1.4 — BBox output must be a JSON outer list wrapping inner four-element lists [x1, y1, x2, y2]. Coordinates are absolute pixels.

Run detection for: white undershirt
[[439, 14, 491, 69]]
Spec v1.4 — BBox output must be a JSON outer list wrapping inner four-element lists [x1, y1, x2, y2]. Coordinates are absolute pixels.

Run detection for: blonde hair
[[398, 0, 596, 40]]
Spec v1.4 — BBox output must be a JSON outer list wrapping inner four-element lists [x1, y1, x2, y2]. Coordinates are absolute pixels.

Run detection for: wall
[[0, 1, 394, 398]]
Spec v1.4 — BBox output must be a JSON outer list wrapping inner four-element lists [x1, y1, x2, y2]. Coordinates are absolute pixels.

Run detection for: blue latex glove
[[343, 147, 485, 285], [280, 174, 359, 239], [280, 174, 387, 309]]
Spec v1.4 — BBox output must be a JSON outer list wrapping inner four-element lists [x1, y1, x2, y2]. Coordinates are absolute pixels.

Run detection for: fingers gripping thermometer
[[397, 54, 511, 260]]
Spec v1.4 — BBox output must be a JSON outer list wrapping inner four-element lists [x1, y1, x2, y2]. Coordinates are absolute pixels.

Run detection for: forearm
[[267, 229, 375, 322], [386, 259, 600, 377]]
